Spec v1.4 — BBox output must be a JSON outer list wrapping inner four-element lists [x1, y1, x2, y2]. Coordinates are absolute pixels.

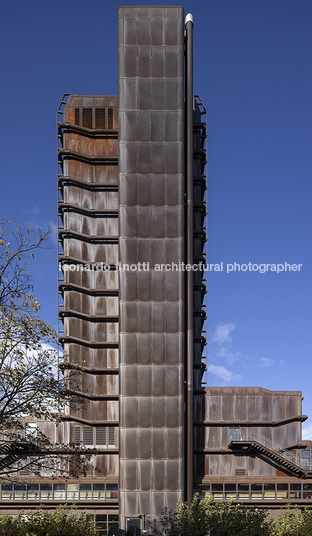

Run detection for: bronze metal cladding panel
[[118, 5, 185, 522]]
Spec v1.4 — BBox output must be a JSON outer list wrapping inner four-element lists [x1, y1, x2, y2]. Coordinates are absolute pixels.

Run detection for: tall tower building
[[57, 5, 207, 531]]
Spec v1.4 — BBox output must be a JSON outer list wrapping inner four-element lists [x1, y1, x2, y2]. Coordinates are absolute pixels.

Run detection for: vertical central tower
[[118, 5, 186, 526]]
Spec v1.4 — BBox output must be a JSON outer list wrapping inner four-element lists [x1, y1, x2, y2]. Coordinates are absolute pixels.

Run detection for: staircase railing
[[240, 431, 311, 471]]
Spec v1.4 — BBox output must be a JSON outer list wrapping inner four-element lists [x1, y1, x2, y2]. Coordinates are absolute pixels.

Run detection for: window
[[27, 484, 39, 500], [95, 108, 105, 128], [108, 514, 119, 531], [302, 450, 310, 468], [0, 482, 118, 502], [109, 427, 115, 445], [224, 483, 236, 499], [2, 485, 13, 500], [290, 483, 301, 499], [106, 483, 118, 499], [198, 484, 210, 500], [96, 427, 107, 445], [277, 483, 288, 499], [25, 422, 37, 442], [14, 484, 26, 500], [54, 483, 65, 500], [67, 483, 79, 500], [238, 483, 249, 499], [93, 483, 105, 500], [228, 428, 239, 442], [96, 515, 107, 536], [108, 108, 114, 129], [83, 426, 93, 445], [251, 483, 262, 499], [303, 483, 312, 500], [74, 108, 80, 125], [264, 483, 275, 499], [80, 483, 92, 500], [211, 483, 223, 499], [74, 426, 116, 447], [40, 484, 52, 500], [82, 108, 92, 128]]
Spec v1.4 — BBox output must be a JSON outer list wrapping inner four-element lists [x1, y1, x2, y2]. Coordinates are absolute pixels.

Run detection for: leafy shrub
[[0, 505, 97, 536]]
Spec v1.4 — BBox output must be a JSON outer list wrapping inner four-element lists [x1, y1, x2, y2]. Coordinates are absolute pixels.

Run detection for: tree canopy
[[159, 495, 312, 536], [0, 505, 98, 536], [159, 494, 272, 536]]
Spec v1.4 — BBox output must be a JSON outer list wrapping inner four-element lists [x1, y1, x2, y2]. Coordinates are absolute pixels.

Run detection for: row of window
[[196, 482, 312, 501], [0, 482, 118, 501], [88, 514, 119, 536], [74, 426, 116, 447], [74, 107, 114, 130]]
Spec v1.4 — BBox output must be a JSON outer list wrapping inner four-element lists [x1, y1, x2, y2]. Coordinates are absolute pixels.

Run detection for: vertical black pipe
[[185, 13, 194, 506]]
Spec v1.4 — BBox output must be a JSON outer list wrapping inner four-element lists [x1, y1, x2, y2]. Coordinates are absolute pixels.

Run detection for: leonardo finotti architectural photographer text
[[58, 261, 303, 274]]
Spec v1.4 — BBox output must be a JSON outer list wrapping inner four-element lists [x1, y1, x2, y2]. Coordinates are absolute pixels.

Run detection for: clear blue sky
[[1, 1, 312, 436]]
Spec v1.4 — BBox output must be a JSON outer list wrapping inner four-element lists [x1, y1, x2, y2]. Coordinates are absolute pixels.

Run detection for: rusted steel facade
[[194, 387, 312, 509], [57, 95, 120, 488], [118, 6, 186, 524], [117, 6, 207, 527]]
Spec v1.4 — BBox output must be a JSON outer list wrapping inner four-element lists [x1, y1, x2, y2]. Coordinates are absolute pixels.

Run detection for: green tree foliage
[[159, 496, 312, 536], [159, 495, 273, 536], [0, 220, 90, 478], [271, 505, 312, 536], [0, 505, 97, 536]]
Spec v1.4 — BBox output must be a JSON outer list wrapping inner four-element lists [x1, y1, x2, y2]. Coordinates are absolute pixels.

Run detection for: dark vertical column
[[118, 5, 185, 528], [185, 14, 194, 505]]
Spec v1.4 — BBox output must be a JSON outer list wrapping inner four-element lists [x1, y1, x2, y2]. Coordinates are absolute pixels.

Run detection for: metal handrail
[[245, 431, 312, 471]]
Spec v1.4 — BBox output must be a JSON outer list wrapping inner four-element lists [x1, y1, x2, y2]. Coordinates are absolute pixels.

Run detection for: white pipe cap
[[185, 13, 194, 25]]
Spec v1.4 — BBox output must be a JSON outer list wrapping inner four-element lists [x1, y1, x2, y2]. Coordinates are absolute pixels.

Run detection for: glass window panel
[[238, 483, 249, 499], [27, 484, 39, 500], [96, 514, 108, 536], [198, 484, 210, 500], [290, 484, 301, 499], [67, 483, 79, 500], [54, 483, 66, 500], [40, 484, 52, 500], [93, 483, 105, 500], [229, 428, 240, 442], [14, 484, 27, 500], [224, 483, 236, 499], [276, 484, 288, 499], [54, 484, 66, 490], [67, 484, 79, 490], [96, 524, 107, 536], [211, 484, 223, 499], [2, 484, 13, 500], [80, 483, 92, 490], [302, 450, 310, 458], [106, 483, 118, 499], [251, 483, 262, 499], [303, 484, 312, 499], [264, 483, 275, 499], [80, 483, 92, 500]]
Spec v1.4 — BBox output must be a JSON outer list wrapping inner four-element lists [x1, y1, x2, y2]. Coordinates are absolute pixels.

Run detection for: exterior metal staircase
[[229, 431, 312, 478]]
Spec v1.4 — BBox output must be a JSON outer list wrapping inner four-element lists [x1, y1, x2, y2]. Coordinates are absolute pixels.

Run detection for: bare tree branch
[[0, 220, 90, 480]]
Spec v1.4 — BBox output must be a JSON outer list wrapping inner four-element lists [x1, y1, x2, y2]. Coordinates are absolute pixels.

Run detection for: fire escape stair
[[229, 437, 312, 479]]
